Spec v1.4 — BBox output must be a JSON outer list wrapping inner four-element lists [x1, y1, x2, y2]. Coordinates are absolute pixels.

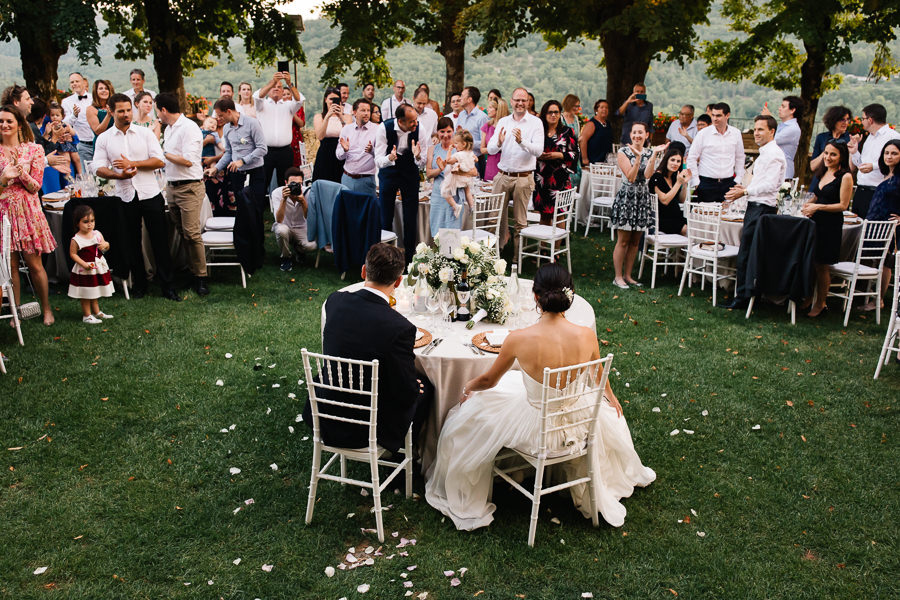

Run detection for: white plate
[[42, 191, 69, 201]]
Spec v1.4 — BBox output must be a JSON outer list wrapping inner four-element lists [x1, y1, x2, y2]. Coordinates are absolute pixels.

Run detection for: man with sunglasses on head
[[848, 103, 900, 218]]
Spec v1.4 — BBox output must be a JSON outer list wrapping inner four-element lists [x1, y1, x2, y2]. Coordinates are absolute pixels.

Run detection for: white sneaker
[[94, 312, 114, 319], [82, 315, 102, 324]]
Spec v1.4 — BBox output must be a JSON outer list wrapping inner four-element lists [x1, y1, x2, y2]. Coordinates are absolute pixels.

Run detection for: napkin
[[415, 330, 425, 341], [485, 329, 509, 346]]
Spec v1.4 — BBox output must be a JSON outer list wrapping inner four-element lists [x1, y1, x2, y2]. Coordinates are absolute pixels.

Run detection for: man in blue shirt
[[457, 86, 489, 178]]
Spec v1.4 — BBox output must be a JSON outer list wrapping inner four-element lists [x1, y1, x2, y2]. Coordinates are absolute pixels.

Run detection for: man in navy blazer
[[305, 243, 427, 452]]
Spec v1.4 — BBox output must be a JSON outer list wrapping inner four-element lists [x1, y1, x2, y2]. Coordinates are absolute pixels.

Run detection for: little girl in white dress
[[441, 130, 476, 218], [68, 205, 114, 324]]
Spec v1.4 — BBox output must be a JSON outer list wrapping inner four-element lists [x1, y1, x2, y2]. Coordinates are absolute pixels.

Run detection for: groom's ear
[[360, 265, 368, 281], [392, 276, 403, 289]]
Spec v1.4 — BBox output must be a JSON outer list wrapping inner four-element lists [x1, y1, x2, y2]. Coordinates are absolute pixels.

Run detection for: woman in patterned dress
[[610, 122, 667, 289], [534, 100, 577, 226], [0, 105, 56, 326]]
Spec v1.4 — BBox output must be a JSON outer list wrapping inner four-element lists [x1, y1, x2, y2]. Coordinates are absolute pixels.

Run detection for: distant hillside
[[2, 12, 898, 122]]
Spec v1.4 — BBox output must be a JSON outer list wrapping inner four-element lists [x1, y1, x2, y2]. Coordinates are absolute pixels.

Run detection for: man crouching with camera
[[273, 166, 316, 271]]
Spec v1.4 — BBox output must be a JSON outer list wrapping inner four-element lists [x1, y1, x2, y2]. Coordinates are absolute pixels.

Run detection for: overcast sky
[[280, 0, 323, 20]]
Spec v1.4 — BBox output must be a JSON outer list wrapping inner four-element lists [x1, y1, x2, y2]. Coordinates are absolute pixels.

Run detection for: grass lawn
[[1, 228, 897, 599]]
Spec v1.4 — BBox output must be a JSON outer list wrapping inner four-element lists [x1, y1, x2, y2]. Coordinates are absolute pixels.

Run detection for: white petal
[[244, 498, 254, 505], [233, 506, 242, 514], [403, 581, 414, 588], [225, 353, 233, 359], [288, 426, 295, 434], [233, 558, 241, 565], [416, 593, 428, 599], [346, 554, 358, 563], [297, 379, 304, 386], [266, 407, 271, 415], [443, 570, 455, 576], [270, 463, 278, 471], [325, 566, 335, 577], [651, 407, 661, 413], [701, 410, 709, 416], [670, 429, 680, 436], [268, 363, 276, 369], [697, 531, 706, 538], [405, 592, 413, 597], [683, 429, 695, 435], [229, 424, 236, 430], [364, 558, 374, 566], [691, 509, 698, 516], [550, 517, 561, 525], [360, 489, 369, 497], [459, 567, 468, 576], [261, 564, 274, 572], [357, 583, 370, 593], [407, 565, 417, 571], [207, 580, 214, 585], [301, 436, 309, 441], [660, 393, 667, 397], [365, 546, 374, 554], [560, 539, 565, 544], [33, 567, 48, 575], [215, 379, 224, 386], [391, 531, 399, 537], [295, 414, 303, 422], [400, 572, 408, 578], [219, 428, 229, 433], [288, 392, 297, 399], [625, 383, 630, 388], [229, 467, 241, 475], [272, 384, 280, 388], [582, 594, 594, 598], [752, 424, 761, 430], [347, 513, 355, 518]]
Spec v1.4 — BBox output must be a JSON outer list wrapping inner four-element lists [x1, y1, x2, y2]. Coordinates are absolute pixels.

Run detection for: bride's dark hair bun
[[532, 263, 574, 313]]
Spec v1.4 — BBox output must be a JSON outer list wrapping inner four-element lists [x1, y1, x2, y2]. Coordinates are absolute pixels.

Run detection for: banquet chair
[[301, 349, 412, 543], [829, 220, 897, 327], [588, 163, 616, 177], [874, 252, 900, 379], [638, 193, 688, 288], [0, 216, 24, 347], [583, 172, 617, 238], [490, 353, 615, 547], [200, 196, 246, 288], [518, 188, 576, 272], [470, 192, 505, 247], [678, 203, 739, 307]]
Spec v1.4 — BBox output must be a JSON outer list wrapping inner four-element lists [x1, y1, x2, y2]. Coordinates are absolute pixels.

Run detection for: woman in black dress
[[648, 146, 690, 235], [312, 87, 350, 183], [534, 100, 577, 225], [801, 141, 854, 317]]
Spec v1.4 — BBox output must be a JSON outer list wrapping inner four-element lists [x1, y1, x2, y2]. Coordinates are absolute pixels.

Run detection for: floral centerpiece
[[409, 235, 510, 324]]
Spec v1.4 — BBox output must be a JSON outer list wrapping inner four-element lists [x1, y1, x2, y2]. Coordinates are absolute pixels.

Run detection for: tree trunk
[[601, 31, 653, 143], [797, 43, 827, 184], [438, 19, 466, 112], [143, 0, 188, 111], [16, 25, 65, 102]]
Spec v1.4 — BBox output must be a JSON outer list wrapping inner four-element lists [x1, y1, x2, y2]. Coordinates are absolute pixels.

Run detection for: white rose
[[418, 263, 430, 275], [453, 247, 465, 261], [487, 275, 499, 284], [439, 266, 454, 283], [486, 288, 498, 300], [460, 255, 469, 264], [469, 266, 481, 277], [415, 242, 428, 254], [493, 259, 507, 274], [779, 182, 791, 191]]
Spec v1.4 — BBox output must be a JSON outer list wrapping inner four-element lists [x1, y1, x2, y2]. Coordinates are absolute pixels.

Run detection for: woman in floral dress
[[534, 100, 577, 226], [0, 104, 56, 325]]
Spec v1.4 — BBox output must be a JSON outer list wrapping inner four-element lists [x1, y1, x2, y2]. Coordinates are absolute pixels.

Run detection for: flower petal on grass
[[443, 570, 455, 576], [288, 426, 295, 434], [215, 379, 224, 386], [752, 424, 761, 430], [701, 410, 709, 416], [288, 392, 297, 399], [33, 567, 48, 575], [670, 429, 680, 436], [225, 353, 233, 359], [233, 558, 241, 565], [325, 566, 335, 577], [357, 583, 370, 593], [451, 578, 461, 587], [651, 407, 661, 413], [261, 564, 273, 572], [229, 467, 241, 475], [270, 463, 278, 471], [683, 430, 694, 435]]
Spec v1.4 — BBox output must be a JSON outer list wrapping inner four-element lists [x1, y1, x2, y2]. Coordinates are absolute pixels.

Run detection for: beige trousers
[[492, 172, 534, 251], [166, 181, 207, 278]]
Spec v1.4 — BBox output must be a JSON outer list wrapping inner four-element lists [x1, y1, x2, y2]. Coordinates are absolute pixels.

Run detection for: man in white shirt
[[254, 71, 304, 189], [93, 93, 178, 301], [412, 88, 438, 152], [62, 72, 94, 163], [375, 104, 423, 263], [666, 104, 697, 155], [337, 99, 378, 197], [770, 95, 803, 179], [849, 103, 900, 218], [457, 86, 489, 177], [720, 115, 786, 310], [156, 92, 209, 296], [487, 87, 544, 251], [381, 80, 409, 121], [273, 167, 317, 271], [687, 102, 745, 203], [123, 68, 156, 120], [338, 83, 352, 115]]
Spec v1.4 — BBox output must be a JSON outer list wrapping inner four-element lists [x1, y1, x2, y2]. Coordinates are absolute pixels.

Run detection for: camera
[[288, 181, 304, 196]]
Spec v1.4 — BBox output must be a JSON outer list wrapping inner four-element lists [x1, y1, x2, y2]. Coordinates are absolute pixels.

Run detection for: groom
[[304, 243, 430, 452]]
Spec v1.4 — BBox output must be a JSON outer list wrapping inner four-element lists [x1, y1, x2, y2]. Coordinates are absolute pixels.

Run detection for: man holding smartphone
[[616, 83, 654, 145], [254, 70, 304, 190]]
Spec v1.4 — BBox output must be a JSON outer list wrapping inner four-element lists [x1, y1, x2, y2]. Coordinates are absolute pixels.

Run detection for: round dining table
[[321, 278, 597, 473]]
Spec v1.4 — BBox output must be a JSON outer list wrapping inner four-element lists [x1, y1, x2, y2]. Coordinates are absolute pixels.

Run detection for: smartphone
[[277, 60, 290, 73], [636, 93, 647, 101]]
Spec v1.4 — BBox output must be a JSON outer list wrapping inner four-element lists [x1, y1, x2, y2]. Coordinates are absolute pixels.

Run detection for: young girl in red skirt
[[68, 205, 114, 323]]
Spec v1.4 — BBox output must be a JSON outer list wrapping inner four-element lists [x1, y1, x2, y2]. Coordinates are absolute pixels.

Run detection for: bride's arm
[[459, 337, 519, 402]]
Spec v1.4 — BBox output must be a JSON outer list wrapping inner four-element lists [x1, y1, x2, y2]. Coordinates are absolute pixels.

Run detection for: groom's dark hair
[[365, 243, 405, 285]]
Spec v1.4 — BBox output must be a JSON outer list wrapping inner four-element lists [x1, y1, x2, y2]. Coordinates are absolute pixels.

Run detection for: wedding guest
[[417, 83, 442, 116], [62, 72, 95, 163], [649, 146, 690, 235], [86, 80, 114, 137], [666, 105, 697, 154], [361, 82, 376, 104], [696, 113, 711, 131], [43, 102, 82, 176], [255, 71, 304, 188], [133, 91, 160, 140], [123, 68, 155, 120], [312, 87, 350, 183], [849, 103, 900, 218], [810, 106, 852, 173], [426, 262, 655, 531], [202, 111, 234, 216], [480, 99, 509, 182], [561, 94, 582, 141], [156, 92, 209, 297], [0, 104, 56, 325], [381, 80, 409, 121], [24, 99, 66, 193], [371, 104, 382, 124], [487, 87, 543, 251], [579, 99, 613, 168], [336, 99, 378, 197], [535, 100, 577, 226], [457, 86, 488, 176], [427, 118, 468, 235], [720, 115, 785, 310], [219, 81, 234, 99], [304, 242, 428, 452], [526, 91, 537, 116], [236, 82, 257, 118], [376, 104, 423, 263], [616, 82, 654, 145], [412, 88, 439, 152], [687, 102, 745, 203], [764, 95, 803, 179], [448, 92, 462, 127], [861, 140, 900, 312], [337, 82, 351, 115], [800, 141, 853, 317], [610, 123, 666, 289], [487, 89, 502, 106], [94, 93, 178, 301], [287, 86, 306, 167], [273, 167, 316, 271]]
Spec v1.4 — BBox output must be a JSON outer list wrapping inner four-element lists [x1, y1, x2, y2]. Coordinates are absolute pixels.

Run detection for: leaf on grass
[[669, 589, 678, 596], [801, 435, 807, 442]]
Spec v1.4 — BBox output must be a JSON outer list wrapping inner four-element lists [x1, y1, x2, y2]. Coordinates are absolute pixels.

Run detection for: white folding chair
[[588, 163, 616, 177], [678, 203, 739, 307], [874, 252, 900, 379], [583, 172, 617, 238], [829, 220, 897, 327], [301, 349, 413, 543], [491, 354, 615, 546], [0, 215, 23, 347], [638, 193, 688, 288], [470, 191, 505, 246], [518, 188, 576, 272], [200, 199, 246, 287]]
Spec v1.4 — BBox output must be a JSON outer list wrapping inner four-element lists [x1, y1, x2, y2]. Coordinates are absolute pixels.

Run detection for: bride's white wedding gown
[[425, 370, 656, 530]]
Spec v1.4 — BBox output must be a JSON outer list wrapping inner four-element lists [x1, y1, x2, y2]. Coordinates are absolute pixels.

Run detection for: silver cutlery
[[424, 338, 443, 355], [419, 339, 437, 354], [466, 343, 480, 355], [468, 343, 485, 355]]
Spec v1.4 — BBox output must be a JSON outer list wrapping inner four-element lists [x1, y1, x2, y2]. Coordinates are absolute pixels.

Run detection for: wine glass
[[507, 288, 521, 329], [437, 286, 454, 332], [425, 289, 441, 331], [520, 286, 537, 326]]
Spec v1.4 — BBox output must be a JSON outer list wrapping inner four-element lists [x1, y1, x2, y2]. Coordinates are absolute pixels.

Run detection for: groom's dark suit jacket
[[304, 288, 421, 452]]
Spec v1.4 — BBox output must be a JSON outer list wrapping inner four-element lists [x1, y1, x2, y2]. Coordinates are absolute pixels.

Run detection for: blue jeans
[[341, 173, 376, 198]]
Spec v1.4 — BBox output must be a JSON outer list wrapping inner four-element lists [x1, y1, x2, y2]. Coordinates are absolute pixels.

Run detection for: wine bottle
[[456, 270, 471, 322]]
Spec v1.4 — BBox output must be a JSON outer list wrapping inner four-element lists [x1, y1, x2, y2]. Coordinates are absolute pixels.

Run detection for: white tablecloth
[[321, 279, 597, 471]]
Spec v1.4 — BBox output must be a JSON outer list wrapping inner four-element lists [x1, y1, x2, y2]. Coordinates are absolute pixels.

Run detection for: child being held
[[440, 130, 476, 219], [68, 205, 114, 324], [201, 116, 224, 158], [44, 102, 82, 176]]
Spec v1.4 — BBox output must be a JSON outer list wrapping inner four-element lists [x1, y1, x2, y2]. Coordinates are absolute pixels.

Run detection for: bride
[[425, 263, 655, 530]]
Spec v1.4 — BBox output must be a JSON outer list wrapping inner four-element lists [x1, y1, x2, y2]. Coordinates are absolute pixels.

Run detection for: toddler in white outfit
[[440, 130, 476, 218]]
